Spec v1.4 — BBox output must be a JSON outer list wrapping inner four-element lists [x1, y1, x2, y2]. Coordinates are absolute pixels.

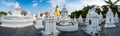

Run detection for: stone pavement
[[0, 23, 120, 36]]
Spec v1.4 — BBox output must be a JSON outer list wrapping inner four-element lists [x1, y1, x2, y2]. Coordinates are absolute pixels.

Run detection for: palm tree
[[104, 0, 120, 14]]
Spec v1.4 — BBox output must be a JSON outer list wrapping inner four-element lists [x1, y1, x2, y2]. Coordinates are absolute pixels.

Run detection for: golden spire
[[55, 3, 60, 16]]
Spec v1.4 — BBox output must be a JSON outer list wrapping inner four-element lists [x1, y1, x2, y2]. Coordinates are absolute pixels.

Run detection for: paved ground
[[58, 27, 90, 36], [0, 25, 41, 36], [58, 23, 120, 36], [100, 23, 120, 36], [0, 23, 120, 36]]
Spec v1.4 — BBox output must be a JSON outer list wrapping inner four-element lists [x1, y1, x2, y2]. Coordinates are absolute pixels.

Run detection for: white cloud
[[39, 0, 43, 2], [32, 0, 43, 7], [66, 0, 108, 14], [47, 0, 109, 15], [33, 3, 38, 7], [33, 0, 43, 3], [0, 0, 17, 7], [48, 0, 65, 7]]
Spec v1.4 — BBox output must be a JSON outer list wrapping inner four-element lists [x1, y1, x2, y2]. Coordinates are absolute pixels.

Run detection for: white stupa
[[35, 13, 44, 29], [78, 15, 83, 25], [12, 3, 21, 16], [42, 11, 59, 36], [0, 3, 34, 28], [114, 12, 119, 23], [85, 6, 101, 35], [59, 5, 72, 26], [105, 7, 116, 28], [56, 5, 78, 32], [26, 11, 32, 16]]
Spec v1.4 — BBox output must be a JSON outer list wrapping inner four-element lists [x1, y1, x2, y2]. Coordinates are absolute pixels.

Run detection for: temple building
[[12, 3, 21, 16]]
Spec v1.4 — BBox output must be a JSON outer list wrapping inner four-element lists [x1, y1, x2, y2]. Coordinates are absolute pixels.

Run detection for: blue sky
[[0, 0, 120, 14]]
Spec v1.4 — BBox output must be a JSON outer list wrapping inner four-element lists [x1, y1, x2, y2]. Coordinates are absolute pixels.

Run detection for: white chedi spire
[[106, 7, 114, 23], [14, 2, 21, 10], [42, 10, 59, 36], [86, 6, 99, 18], [26, 10, 32, 16], [12, 2, 21, 16], [85, 6, 101, 35], [106, 7, 114, 16], [79, 15, 83, 24], [105, 6, 116, 28], [61, 5, 68, 12], [37, 13, 41, 18], [115, 12, 119, 23]]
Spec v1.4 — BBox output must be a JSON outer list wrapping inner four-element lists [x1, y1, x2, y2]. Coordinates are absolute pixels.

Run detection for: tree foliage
[[70, 0, 120, 18], [0, 11, 7, 16]]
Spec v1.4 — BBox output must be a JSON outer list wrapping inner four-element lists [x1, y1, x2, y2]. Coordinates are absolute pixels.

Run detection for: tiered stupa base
[[105, 23, 116, 28], [56, 23, 78, 32], [84, 25, 101, 36]]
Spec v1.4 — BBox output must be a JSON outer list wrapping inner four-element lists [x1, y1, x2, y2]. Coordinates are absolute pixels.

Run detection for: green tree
[[104, 0, 120, 14], [21, 10, 27, 16], [8, 11, 12, 15], [0, 11, 7, 16], [81, 5, 94, 18]]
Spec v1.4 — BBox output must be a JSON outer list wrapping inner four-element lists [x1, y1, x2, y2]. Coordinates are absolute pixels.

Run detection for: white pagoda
[[85, 6, 101, 35], [56, 5, 78, 32], [105, 7, 116, 28], [41, 11, 59, 36], [0, 3, 34, 28], [114, 13, 119, 23], [35, 13, 44, 29], [59, 5, 72, 26], [78, 15, 83, 25]]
